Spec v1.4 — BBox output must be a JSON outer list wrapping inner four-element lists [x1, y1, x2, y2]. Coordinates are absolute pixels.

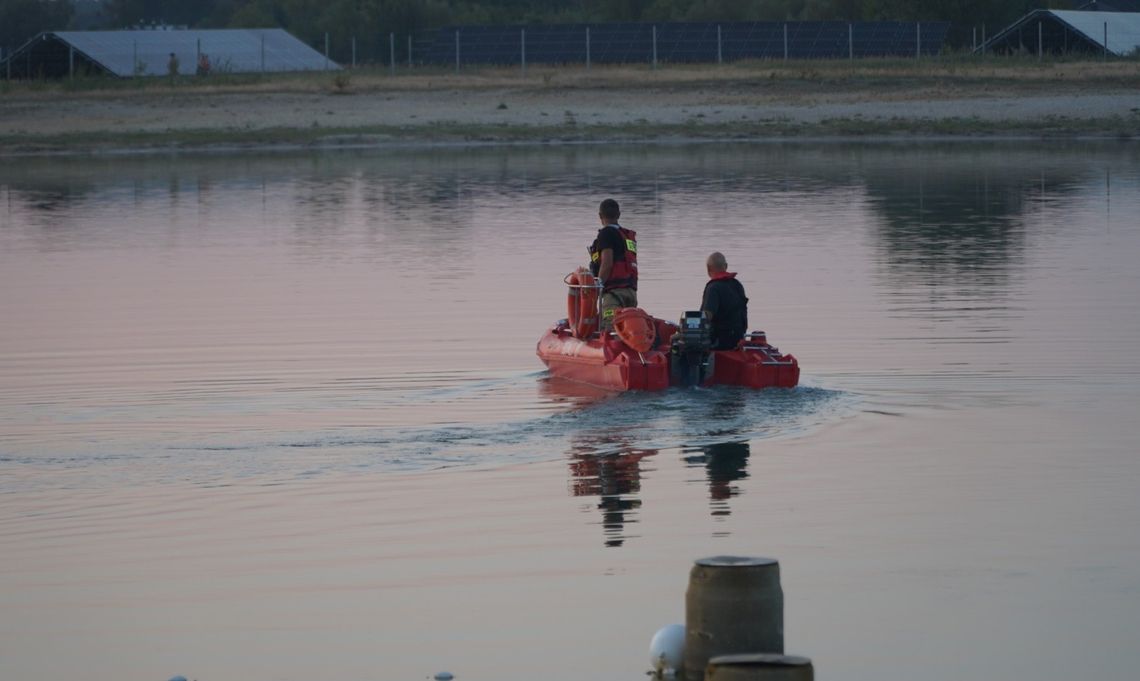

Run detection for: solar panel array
[[419, 21, 949, 66]]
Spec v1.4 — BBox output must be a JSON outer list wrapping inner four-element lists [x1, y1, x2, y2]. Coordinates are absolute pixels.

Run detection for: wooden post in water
[[455, 29, 460, 73], [848, 23, 853, 60], [69, 44, 74, 79], [717, 25, 722, 64], [684, 556, 784, 681], [707, 654, 814, 681], [586, 27, 591, 70], [521, 28, 526, 76], [390, 33, 395, 75], [783, 23, 788, 60]]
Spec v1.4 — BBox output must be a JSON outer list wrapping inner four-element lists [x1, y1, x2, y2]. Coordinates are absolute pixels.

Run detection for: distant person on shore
[[701, 252, 749, 350], [588, 198, 638, 329], [196, 52, 211, 76], [166, 52, 179, 79]]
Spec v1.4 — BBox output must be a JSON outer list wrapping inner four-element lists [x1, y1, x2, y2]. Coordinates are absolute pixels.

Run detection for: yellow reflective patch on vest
[[625, 239, 637, 253], [602, 308, 616, 319], [590, 251, 600, 262]]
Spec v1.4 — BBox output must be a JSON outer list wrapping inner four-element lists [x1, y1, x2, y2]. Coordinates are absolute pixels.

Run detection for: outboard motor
[[670, 311, 714, 387]]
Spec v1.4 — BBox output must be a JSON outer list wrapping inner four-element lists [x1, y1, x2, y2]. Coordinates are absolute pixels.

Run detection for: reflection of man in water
[[684, 441, 751, 517], [569, 445, 656, 547], [701, 251, 749, 350]]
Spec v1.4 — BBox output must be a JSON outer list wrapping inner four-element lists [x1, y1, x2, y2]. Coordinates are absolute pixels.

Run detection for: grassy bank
[[3, 56, 1139, 154], [4, 115, 1137, 155], [6, 55, 1140, 95]]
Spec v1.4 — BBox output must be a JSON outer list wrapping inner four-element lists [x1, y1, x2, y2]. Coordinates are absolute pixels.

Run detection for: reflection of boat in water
[[569, 446, 657, 548], [683, 441, 751, 518], [536, 271, 800, 391], [566, 428, 658, 548], [568, 435, 753, 545]]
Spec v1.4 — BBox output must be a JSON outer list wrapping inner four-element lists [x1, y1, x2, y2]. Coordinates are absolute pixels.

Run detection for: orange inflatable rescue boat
[[536, 271, 800, 391]]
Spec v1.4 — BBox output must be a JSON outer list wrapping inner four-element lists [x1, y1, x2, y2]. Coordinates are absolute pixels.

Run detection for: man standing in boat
[[588, 198, 638, 329], [701, 252, 749, 350]]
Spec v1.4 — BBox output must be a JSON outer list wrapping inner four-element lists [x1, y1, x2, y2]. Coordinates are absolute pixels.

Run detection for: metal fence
[[2, 21, 952, 80], [414, 21, 949, 68]]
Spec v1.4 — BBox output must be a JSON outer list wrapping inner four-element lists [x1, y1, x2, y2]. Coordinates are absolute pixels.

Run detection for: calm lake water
[[2, 141, 1139, 681]]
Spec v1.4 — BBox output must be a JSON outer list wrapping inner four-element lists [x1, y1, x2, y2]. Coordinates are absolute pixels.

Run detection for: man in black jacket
[[701, 252, 749, 350]]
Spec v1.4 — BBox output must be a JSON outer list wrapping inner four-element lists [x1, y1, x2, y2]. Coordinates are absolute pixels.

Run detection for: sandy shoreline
[[2, 61, 1140, 153]]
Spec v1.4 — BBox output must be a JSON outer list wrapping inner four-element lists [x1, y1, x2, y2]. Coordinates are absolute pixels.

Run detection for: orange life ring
[[612, 307, 657, 353], [566, 270, 600, 339]]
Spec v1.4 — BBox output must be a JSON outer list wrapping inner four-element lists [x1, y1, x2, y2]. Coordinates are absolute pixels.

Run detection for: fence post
[[783, 23, 788, 60], [324, 32, 329, 70], [455, 29, 460, 73], [352, 36, 356, 68], [717, 25, 722, 64], [1038, 21, 1042, 60], [586, 27, 591, 70], [652, 25, 657, 69], [133, 40, 137, 76], [1103, 22, 1108, 59], [68, 44, 74, 79], [973, 26, 976, 52], [196, 38, 200, 72], [521, 28, 526, 76], [261, 35, 265, 72], [390, 32, 395, 74], [408, 35, 412, 68], [848, 23, 853, 60], [916, 22, 921, 58]]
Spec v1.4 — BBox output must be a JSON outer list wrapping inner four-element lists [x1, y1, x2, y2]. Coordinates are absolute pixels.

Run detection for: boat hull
[[710, 334, 801, 389], [536, 323, 671, 391], [536, 321, 799, 391]]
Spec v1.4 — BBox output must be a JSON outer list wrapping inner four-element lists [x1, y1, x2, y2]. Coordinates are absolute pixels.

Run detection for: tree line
[[3, 0, 1066, 61]]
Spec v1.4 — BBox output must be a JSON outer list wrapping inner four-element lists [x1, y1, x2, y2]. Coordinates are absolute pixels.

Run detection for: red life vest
[[588, 225, 638, 292]]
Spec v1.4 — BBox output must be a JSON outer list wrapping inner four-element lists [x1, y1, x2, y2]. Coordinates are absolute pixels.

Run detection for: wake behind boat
[[536, 271, 800, 391]]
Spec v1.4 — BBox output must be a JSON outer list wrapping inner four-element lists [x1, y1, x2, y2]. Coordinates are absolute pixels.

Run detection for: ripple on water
[[0, 376, 853, 492]]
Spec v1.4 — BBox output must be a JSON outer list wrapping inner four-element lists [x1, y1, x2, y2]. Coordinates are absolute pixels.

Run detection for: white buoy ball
[[649, 624, 685, 674]]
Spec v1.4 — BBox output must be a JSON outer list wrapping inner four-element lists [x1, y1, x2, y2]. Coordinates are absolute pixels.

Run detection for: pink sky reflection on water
[[2, 142, 1140, 681]]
